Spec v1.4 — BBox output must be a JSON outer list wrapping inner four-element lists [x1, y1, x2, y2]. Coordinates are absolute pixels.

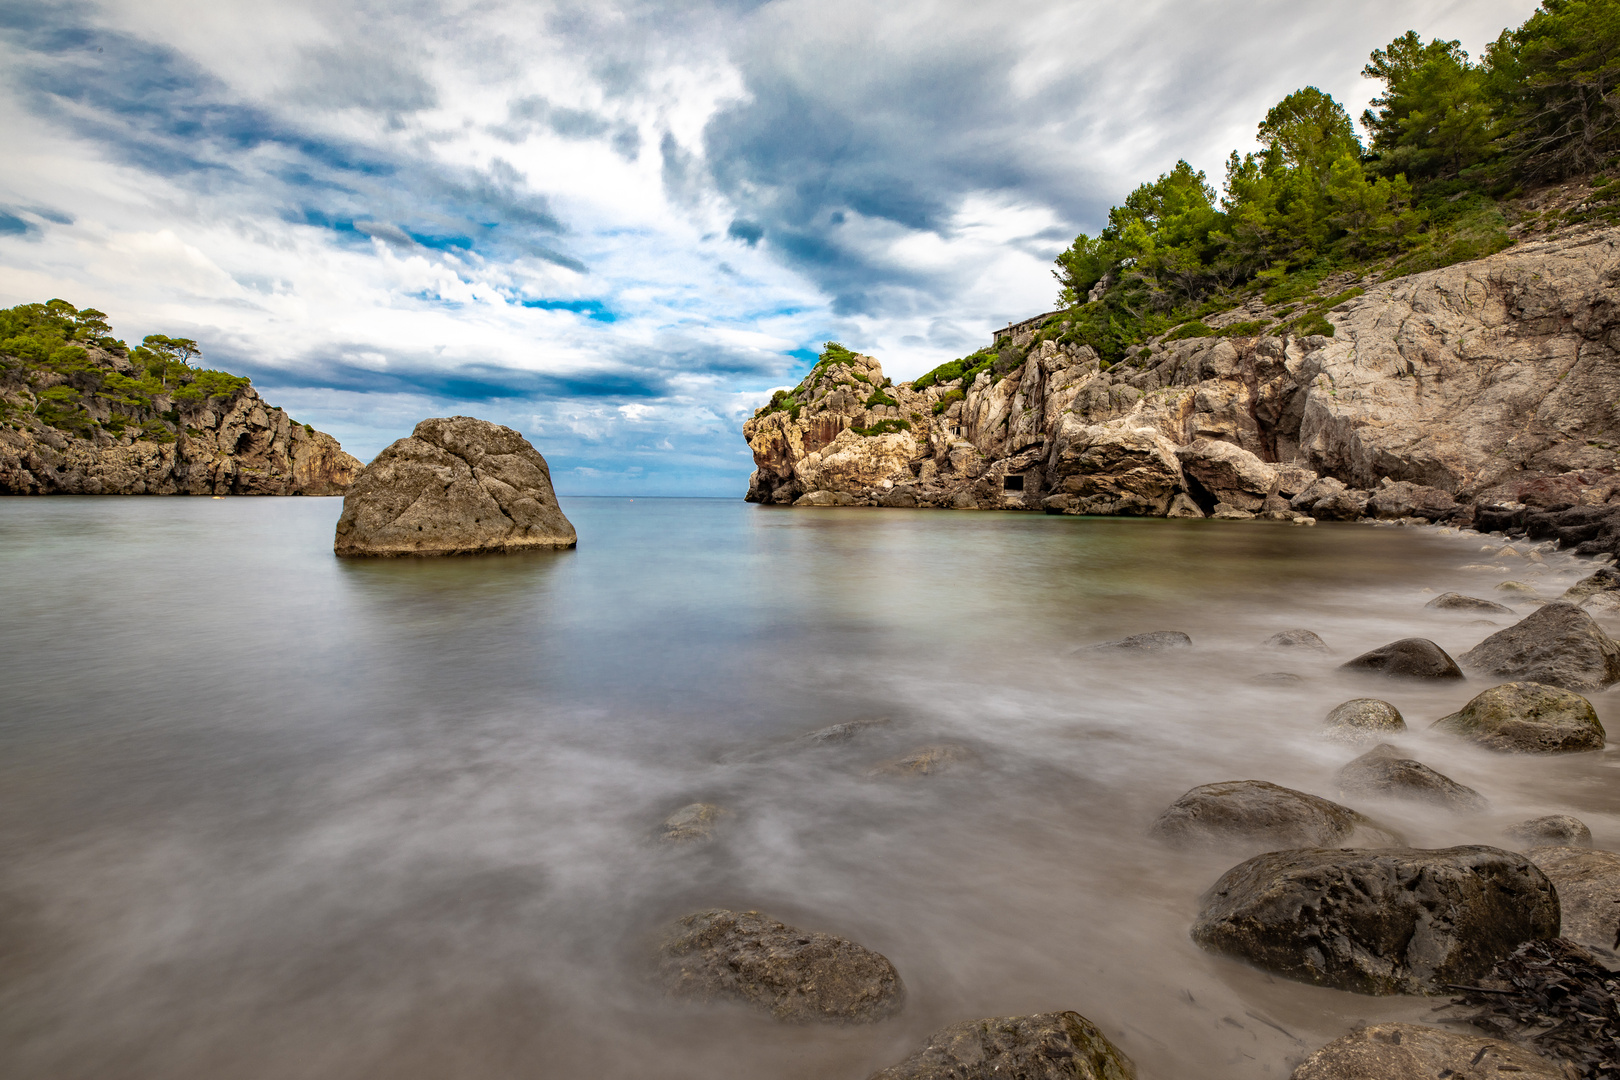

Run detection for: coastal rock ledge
[[333, 416, 576, 557]]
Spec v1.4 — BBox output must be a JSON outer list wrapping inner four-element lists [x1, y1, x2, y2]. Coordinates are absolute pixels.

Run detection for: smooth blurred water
[[2, 496, 1618, 1079]]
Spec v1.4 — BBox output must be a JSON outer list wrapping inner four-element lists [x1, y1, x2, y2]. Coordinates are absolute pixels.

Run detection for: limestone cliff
[[0, 343, 359, 495], [744, 227, 1620, 522]]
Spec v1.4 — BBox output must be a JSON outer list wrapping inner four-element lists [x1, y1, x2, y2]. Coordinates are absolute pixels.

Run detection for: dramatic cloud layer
[[0, 0, 1534, 494]]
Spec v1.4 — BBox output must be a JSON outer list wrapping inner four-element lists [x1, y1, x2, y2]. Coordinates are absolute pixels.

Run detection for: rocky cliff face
[[744, 228, 1620, 523], [0, 344, 359, 495]]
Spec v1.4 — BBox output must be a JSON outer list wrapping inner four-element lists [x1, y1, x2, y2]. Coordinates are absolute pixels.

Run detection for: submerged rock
[[656, 908, 903, 1023], [1322, 699, 1406, 741], [1460, 603, 1620, 692], [1336, 744, 1488, 811], [1290, 1022, 1565, 1080], [1148, 780, 1401, 852], [869, 744, 975, 778], [1425, 592, 1515, 614], [660, 803, 728, 844], [1251, 671, 1304, 684], [1340, 638, 1465, 680], [1528, 846, 1620, 950], [1507, 815, 1593, 849], [1090, 631, 1191, 652], [1560, 567, 1620, 603], [867, 1011, 1135, 1080], [797, 718, 889, 746], [1431, 681, 1605, 753], [1191, 846, 1559, 994], [1267, 629, 1329, 652], [333, 416, 576, 557]]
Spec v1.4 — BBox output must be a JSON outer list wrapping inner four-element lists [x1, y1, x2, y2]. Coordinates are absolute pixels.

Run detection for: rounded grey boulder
[[1322, 698, 1406, 741], [1336, 744, 1488, 811], [1290, 1022, 1565, 1080], [1340, 638, 1464, 680], [1507, 815, 1592, 848], [1148, 780, 1402, 852], [867, 1011, 1135, 1080], [1459, 602, 1620, 692], [334, 416, 576, 557], [657, 908, 903, 1022], [1191, 846, 1559, 994], [1267, 629, 1329, 652], [1430, 681, 1605, 753], [1527, 846, 1620, 949], [1425, 592, 1514, 614]]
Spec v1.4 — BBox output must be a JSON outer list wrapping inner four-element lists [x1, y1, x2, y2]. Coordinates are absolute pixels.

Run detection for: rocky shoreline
[[744, 228, 1620, 562]]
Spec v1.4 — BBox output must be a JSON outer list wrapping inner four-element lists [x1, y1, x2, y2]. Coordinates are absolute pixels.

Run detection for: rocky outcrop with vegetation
[[0, 300, 358, 495]]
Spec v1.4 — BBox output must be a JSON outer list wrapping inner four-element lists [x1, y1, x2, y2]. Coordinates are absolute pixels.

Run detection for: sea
[[1, 495, 1616, 1078]]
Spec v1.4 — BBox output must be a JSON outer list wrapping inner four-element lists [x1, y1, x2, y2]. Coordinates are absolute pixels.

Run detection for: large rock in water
[[1335, 745, 1488, 811], [333, 417, 576, 557], [1527, 846, 1620, 950], [1425, 592, 1514, 614], [1290, 1022, 1566, 1080], [1430, 681, 1606, 753], [656, 908, 903, 1022], [1148, 780, 1401, 852], [1321, 699, 1406, 742], [1459, 602, 1620, 691], [867, 1012, 1135, 1080], [1191, 846, 1559, 994], [1340, 638, 1464, 680], [1174, 438, 1276, 511], [1044, 419, 1185, 516]]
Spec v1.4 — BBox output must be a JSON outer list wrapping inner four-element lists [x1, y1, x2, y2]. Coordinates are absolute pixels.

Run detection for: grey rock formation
[[1425, 592, 1515, 614], [1175, 438, 1277, 511], [1267, 628, 1329, 652], [1365, 481, 1457, 521], [1340, 638, 1464, 680], [1290, 1022, 1565, 1080], [1527, 846, 1620, 949], [659, 803, 727, 844], [1090, 631, 1191, 652], [1322, 699, 1406, 741], [867, 1012, 1136, 1080], [656, 908, 903, 1023], [1459, 603, 1620, 691], [1507, 815, 1592, 848], [1148, 780, 1401, 852], [1431, 681, 1605, 753], [1336, 745, 1489, 811], [1191, 846, 1559, 994], [333, 417, 576, 557]]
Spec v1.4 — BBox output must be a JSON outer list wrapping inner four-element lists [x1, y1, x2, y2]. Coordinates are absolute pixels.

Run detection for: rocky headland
[[744, 228, 1620, 555], [0, 301, 357, 495]]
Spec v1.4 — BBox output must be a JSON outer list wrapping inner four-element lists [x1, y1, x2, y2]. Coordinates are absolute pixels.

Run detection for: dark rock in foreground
[[1192, 846, 1559, 994], [1336, 744, 1488, 811], [334, 416, 576, 557], [867, 1011, 1135, 1080], [1507, 815, 1592, 848], [1090, 631, 1191, 652], [1340, 638, 1465, 680], [657, 908, 903, 1023], [1148, 780, 1401, 852], [1425, 592, 1515, 614], [1459, 603, 1620, 692], [1322, 698, 1405, 741], [1289, 1021, 1565, 1080], [1431, 681, 1606, 753], [1528, 846, 1620, 950]]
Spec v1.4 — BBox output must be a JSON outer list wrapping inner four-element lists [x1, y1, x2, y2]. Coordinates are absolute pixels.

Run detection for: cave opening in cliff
[[1003, 474, 1024, 491]]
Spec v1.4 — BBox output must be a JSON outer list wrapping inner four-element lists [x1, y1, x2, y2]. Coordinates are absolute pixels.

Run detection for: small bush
[[851, 418, 912, 436], [1165, 321, 1216, 341], [931, 388, 965, 415]]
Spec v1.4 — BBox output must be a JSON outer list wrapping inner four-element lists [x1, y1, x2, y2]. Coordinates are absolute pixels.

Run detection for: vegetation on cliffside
[[1033, 0, 1620, 367], [0, 299, 261, 441]]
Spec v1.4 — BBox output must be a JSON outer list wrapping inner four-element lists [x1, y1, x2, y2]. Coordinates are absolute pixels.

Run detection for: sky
[[0, 0, 1538, 495]]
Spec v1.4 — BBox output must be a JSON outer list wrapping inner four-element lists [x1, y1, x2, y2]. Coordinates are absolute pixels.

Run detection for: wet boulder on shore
[[867, 1011, 1136, 1080], [1340, 638, 1464, 680], [656, 908, 903, 1022], [1322, 698, 1405, 742], [1336, 744, 1488, 811], [1527, 846, 1620, 950], [1459, 602, 1620, 692], [1191, 846, 1559, 994], [333, 416, 576, 557], [1507, 815, 1593, 848], [1148, 780, 1402, 852], [1430, 681, 1606, 753]]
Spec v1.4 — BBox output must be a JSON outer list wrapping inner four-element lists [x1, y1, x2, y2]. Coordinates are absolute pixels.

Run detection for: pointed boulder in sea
[[334, 416, 576, 557], [1340, 638, 1464, 680]]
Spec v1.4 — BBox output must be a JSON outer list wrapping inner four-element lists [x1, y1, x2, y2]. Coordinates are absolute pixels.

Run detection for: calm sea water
[[2, 496, 1618, 1079]]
